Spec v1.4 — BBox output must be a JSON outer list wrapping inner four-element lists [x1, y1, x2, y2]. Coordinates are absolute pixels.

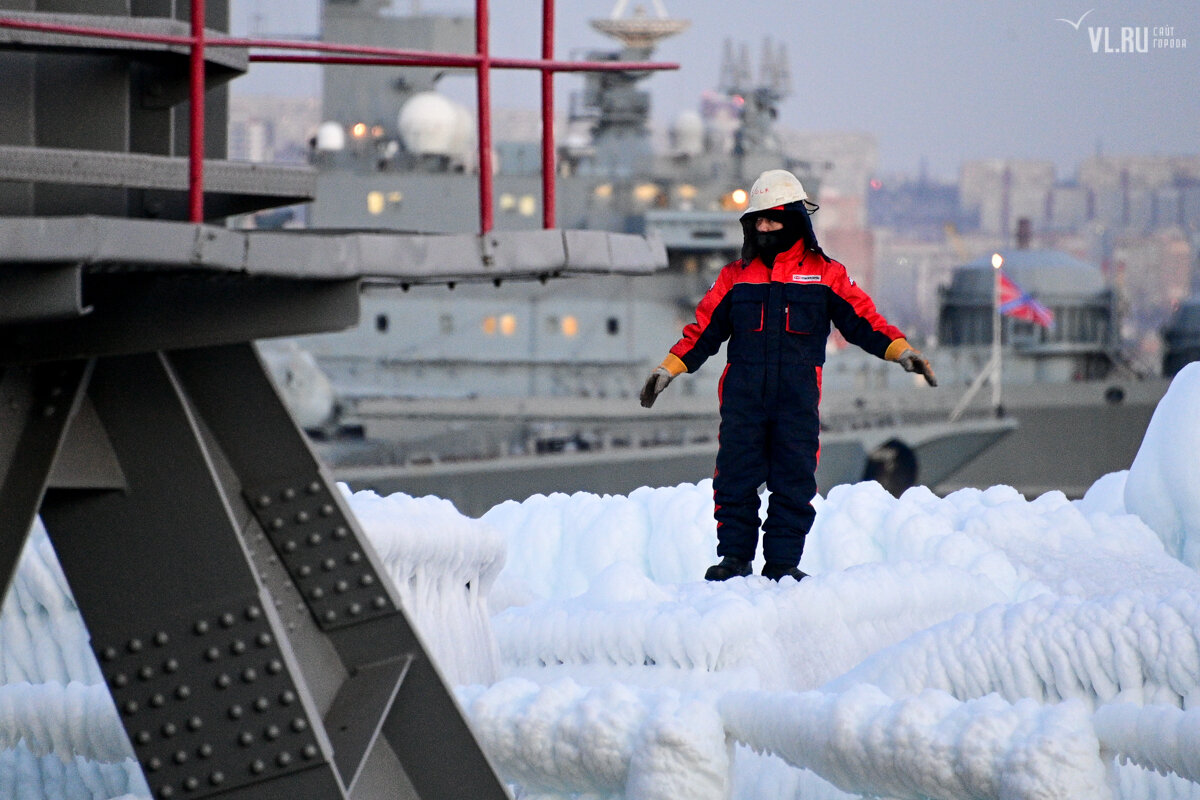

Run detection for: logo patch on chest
[[792, 274, 821, 283]]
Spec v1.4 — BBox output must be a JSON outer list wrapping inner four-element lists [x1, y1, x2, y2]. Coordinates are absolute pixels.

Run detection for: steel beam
[[169, 343, 511, 800], [0, 360, 89, 599]]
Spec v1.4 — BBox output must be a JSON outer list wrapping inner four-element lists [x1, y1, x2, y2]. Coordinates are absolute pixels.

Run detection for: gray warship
[[272, 0, 1196, 513]]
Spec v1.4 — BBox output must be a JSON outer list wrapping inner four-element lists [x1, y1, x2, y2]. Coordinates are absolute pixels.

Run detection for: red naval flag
[[998, 271, 1055, 329]]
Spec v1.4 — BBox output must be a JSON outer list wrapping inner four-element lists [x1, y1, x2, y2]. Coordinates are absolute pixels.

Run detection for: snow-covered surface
[[1, 362, 1199, 799]]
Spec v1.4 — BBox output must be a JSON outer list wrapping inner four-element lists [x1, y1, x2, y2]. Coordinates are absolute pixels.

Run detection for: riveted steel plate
[[243, 478, 396, 632], [95, 596, 330, 799]]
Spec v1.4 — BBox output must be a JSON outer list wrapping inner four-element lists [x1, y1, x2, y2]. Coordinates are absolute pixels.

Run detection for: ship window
[[500, 313, 517, 336], [518, 195, 537, 217], [375, 313, 389, 333], [482, 316, 497, 335], [606, 317, 620, 335], [499, 193, 516, 212], [367, 191, 385, 215], [562, 315, 579, 337]]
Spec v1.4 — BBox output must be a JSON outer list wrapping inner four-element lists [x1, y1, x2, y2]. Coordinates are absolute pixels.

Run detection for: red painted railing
[[0, 4, 677, 232]]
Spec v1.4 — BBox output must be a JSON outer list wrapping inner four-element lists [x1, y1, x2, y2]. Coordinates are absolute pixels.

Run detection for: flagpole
[[991, 252, 1003, 413]]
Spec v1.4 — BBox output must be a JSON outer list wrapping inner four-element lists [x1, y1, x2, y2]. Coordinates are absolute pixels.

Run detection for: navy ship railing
[[0, 1, 677, 233]]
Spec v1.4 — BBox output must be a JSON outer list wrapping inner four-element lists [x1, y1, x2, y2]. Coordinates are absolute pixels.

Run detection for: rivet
[[164, 658, 179, 673], [158, 786, 174, 799], [42, 405, 56, 418], [323, 559, 337, 572], [323, 610, 337, 622], [183, 776, 199, 791], [111, 673, 129, 689], [127, 639, 143, 654], [245, 606, 261, 621], [209, 770, 224, 785], [135, 730, 152, 745], [139, 666, 155, 681], [271, 518, 285, 530], [346, 551, 362, 564], [205, 647, 220, 662], [187, 716, 202, 732], [295, 511, 310, 524], [154, 631, 170, 647], [277, 751, 293, 767], [101, 647, 118, 662], [220, 613, 235, 628], [320, 504, 334, 517], [256, 632, 273, 647], [348, 603, 362, 616], [283, 540, 298, 553], [176, 685, 191, 700], [302, 744, 318, 760], [150, 694, 165, 708], [254, 697, 270, 712], [123, 700, 139, 715], [238, 732, 254, 747], [279, 690, 296, 706], [307, 533, 322, 546], [267, 660, 283, 675], [256, 495, 272, 508], [335, 579, 349, 593], [333, 526, 349, 540], [215, 674, 231, 689], [265, 725, 281, 740], [162, 722, 177, 738], [282, 487, 297, 501], [306, 481, 322, 495], [297, 565, 312, 578], [229, 705, 243, 720], [309, 587, 325, 600], [242, 668, 258, 683], [197, 744, 213, 759], [173, 750, 188, 765], [372, 596, 388, 609], [230, 640, 246, 655], [250, 759, 265, 775], [146, 756, 162, 771], [194, 621, 209, 635], [360, 573, 375, 586], [291, 718, 308, 733]]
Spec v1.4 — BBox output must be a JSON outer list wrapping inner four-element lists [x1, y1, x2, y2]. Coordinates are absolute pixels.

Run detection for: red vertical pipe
[[475, 0, 493, 233], [188, 0, 206, 222], [540, 0, 555, 229]]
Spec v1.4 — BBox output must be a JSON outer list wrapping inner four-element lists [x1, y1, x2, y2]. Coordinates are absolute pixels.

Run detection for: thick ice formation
[[721, 686, 1110, 800], [1126, 362, 1200, 570], [2, 368, 1200, 799], [341, 488, 506, 685]]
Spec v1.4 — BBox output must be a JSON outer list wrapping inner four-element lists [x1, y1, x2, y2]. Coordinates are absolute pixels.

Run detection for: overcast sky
[[229, 1, 1198, 179]]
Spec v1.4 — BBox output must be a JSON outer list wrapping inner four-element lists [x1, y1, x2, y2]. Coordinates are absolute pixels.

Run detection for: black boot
[[762, 563, 808, 582], [704, 556, 752, 581]]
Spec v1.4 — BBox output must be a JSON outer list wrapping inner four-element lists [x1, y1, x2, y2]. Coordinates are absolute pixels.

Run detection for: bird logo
[[1055, 9, 1094, 30]]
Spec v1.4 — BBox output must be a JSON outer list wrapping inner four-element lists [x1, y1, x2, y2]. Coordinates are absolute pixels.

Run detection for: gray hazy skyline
[[230, 1, 1198, 179]]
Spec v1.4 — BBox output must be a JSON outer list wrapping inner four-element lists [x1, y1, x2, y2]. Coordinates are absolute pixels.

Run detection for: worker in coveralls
[[640, 169, 938, 582]]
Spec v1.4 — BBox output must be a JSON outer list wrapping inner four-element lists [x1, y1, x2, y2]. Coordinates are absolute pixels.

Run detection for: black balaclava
[[740, 200, 824, 266]]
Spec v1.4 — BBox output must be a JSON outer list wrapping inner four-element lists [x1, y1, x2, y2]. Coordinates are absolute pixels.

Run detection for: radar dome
[[398, 92, 472, 157], [671, 110, 704, 156], [314, 121, 346, 151]]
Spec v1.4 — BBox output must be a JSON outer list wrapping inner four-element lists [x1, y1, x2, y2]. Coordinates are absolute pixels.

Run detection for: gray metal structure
[[0, 2, 665, 799]]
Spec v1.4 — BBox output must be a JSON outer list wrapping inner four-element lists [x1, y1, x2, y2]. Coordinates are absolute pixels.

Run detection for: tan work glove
[[898, 348, 938, 387], [640, 367, 674, 408]]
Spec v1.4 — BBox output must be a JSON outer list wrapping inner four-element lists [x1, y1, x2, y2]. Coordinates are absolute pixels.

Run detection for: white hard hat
[[742, 169, 809, 217]]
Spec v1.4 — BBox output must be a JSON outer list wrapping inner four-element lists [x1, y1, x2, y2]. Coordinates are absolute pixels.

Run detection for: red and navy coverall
[[666, 240, 908, 567]]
